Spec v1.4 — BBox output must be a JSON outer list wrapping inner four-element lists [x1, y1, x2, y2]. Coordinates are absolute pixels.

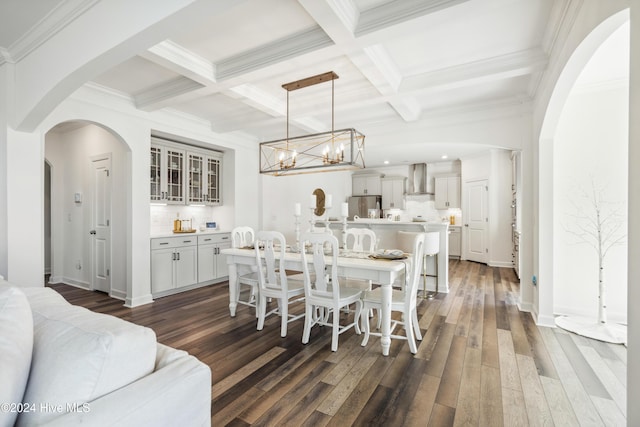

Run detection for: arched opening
[[45, 120, 131, 301], [539, 10, 629, 339]]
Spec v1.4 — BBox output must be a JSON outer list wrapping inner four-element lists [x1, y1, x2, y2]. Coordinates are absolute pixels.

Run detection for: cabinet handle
[[221, 236, 229, 240], [203, 238, 212, 242], [172, 253, 176, 261], [176, 252, 180, 261], [159, 242, 169, 245]]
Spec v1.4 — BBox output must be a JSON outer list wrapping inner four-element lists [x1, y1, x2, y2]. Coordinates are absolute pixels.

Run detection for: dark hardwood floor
[[49, 260, 626, 426]]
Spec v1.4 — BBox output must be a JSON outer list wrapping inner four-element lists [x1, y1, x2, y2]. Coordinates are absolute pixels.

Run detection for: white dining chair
[[360, 232, 426, 354], [397, 230, 439, 298], [231, 226, 259, 315], [254, 231, 305, 337], [300, 232, 362, 352], [341, 228, 377, 317], [344, 228, 376, 252]]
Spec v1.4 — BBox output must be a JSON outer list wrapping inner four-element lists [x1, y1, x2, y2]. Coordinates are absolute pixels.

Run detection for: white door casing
[[464, 179, 488, 264], [91, 155, 111, 293]]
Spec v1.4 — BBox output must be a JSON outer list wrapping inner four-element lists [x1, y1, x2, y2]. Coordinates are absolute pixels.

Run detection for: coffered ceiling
[[1, 0, 566, 166]]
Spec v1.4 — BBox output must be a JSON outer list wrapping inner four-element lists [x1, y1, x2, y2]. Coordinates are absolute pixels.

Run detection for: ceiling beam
[[400, 48, 548, 94]]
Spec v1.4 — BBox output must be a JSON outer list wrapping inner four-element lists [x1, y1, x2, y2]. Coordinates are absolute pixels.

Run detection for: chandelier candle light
[[259, 71, 365, 176]]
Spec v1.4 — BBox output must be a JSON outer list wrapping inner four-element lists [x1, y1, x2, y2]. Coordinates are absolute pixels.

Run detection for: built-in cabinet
[[151, 232, 230, 297], [381, 177, 405, 209], [434, 176, 460, 209], [151, 236, 198, 294], [150, 137, 222, 205], [449, 226, 461, 258], [197, 234, 231, 283], [352, 174, 382, 195]]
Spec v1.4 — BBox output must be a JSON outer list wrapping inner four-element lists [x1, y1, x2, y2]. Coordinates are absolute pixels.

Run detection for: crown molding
[[216, 26, 333, 81], [7, 0, 99, 63], [355, 0, 469, 37]]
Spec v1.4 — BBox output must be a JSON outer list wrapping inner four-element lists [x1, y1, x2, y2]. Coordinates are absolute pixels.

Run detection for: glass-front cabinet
[[151, 137, 222, 206]]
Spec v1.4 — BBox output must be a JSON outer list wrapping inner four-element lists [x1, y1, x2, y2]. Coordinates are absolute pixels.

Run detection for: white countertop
[[150, 229, 229, 239], [328, 219, 450, 228]]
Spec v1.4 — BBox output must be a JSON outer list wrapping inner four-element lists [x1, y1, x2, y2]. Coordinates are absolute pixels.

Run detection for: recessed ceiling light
[[383, 160, 389, 164], [441, 154, 448, 159]]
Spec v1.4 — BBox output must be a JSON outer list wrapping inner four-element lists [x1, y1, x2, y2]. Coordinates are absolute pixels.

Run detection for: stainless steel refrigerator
[[348, 195, 382, 220]]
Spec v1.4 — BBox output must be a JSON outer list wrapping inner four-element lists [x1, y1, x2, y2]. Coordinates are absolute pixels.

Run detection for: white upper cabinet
[[187, 151, 222, 206], [434, 176, 460, 209], [352, 174, 381, 195], [151, 137, 222, 205], [381, 177, 405, 210]]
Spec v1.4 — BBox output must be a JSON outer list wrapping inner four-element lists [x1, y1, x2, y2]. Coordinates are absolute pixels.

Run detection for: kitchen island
[[327, 219, 450, 294]]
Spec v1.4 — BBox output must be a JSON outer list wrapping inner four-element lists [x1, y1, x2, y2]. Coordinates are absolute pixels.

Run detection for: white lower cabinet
[[151, 232, 230, 297], [197, 234, 231, 283], [449, 226, 461, 258]]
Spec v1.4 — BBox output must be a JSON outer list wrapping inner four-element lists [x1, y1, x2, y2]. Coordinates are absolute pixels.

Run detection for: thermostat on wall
[[74, 192, 82, 203]]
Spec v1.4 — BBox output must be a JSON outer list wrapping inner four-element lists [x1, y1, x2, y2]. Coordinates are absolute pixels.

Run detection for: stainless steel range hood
[[408, 163, 428, 195]]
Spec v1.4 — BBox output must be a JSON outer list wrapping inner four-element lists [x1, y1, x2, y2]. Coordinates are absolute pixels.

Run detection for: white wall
[[628, 2, 640, 423], [553, 82, 628, 323]]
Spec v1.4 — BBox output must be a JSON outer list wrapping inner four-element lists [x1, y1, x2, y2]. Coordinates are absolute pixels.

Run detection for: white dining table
[[221, 247, 411, 356]]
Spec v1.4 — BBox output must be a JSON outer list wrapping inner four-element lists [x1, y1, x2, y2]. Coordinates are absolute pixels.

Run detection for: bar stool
[[423, 232, 440, 299]]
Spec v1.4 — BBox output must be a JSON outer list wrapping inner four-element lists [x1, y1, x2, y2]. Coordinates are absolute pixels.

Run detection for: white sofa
[[0, 279, 211, 427]]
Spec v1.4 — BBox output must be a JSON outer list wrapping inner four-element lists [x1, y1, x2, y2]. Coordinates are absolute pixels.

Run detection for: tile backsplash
[[151, 205, 218, 234], [384, 194, 462, 224]]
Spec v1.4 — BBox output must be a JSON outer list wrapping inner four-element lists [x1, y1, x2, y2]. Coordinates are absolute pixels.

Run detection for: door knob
[[89, 230, 96, 235], [464, 224, 469, 227]]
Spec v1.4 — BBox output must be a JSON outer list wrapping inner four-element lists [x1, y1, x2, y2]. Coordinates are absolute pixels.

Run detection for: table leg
[[228, 262, 238, 317], [380, 282, 392, 356]]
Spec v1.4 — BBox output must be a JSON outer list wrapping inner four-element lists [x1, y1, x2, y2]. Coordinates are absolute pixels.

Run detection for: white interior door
[[464, 179, 488, 264], [91, 156, 111, 293]]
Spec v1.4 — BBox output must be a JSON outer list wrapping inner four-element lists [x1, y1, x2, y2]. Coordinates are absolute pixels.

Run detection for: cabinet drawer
[[151, 236, 197, 250], [197, 233, 231, 245]]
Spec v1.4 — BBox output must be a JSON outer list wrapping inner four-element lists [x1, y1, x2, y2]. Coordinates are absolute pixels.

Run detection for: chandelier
[[259, 71, 365, 176]]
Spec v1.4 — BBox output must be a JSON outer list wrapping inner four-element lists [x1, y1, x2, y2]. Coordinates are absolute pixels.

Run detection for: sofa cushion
[[18, 291, 157, 425], [0, 287, 33, 427]]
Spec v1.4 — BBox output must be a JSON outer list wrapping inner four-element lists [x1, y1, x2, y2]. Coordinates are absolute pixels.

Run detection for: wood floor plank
[[429, 403, 456, 427], [423, 322, 456, 377], [497, 329, 522, 392], [520, 310, 559, 379], [556, 333, 611, 399], [538, 327, 604, 426], [590, 396, 626, 427], [540, 376, 580, 427], [278, 381, 333, 426], [452, 347, 482, 426], [579, 345, 626, 416], [479, 365, 503, 426], [516, 354, 554, 427], [212, 347, 286, 399], [403, 374, 441, 427], [501, 387, 529, 427], [326, 355, 395, 426], [435, 334, 467, 408], [315, 344, 379, 416]]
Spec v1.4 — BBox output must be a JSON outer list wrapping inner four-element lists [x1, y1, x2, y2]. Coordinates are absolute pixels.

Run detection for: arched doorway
[[45, 120, 131, 300], [538, 10, 629, 333]]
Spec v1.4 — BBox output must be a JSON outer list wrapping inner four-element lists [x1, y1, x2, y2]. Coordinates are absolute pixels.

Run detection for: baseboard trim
[[109, 289, 126, 301], [125, 294, 154, 308], [61, 277, 90, 290], [488, 261, 514, 268]]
